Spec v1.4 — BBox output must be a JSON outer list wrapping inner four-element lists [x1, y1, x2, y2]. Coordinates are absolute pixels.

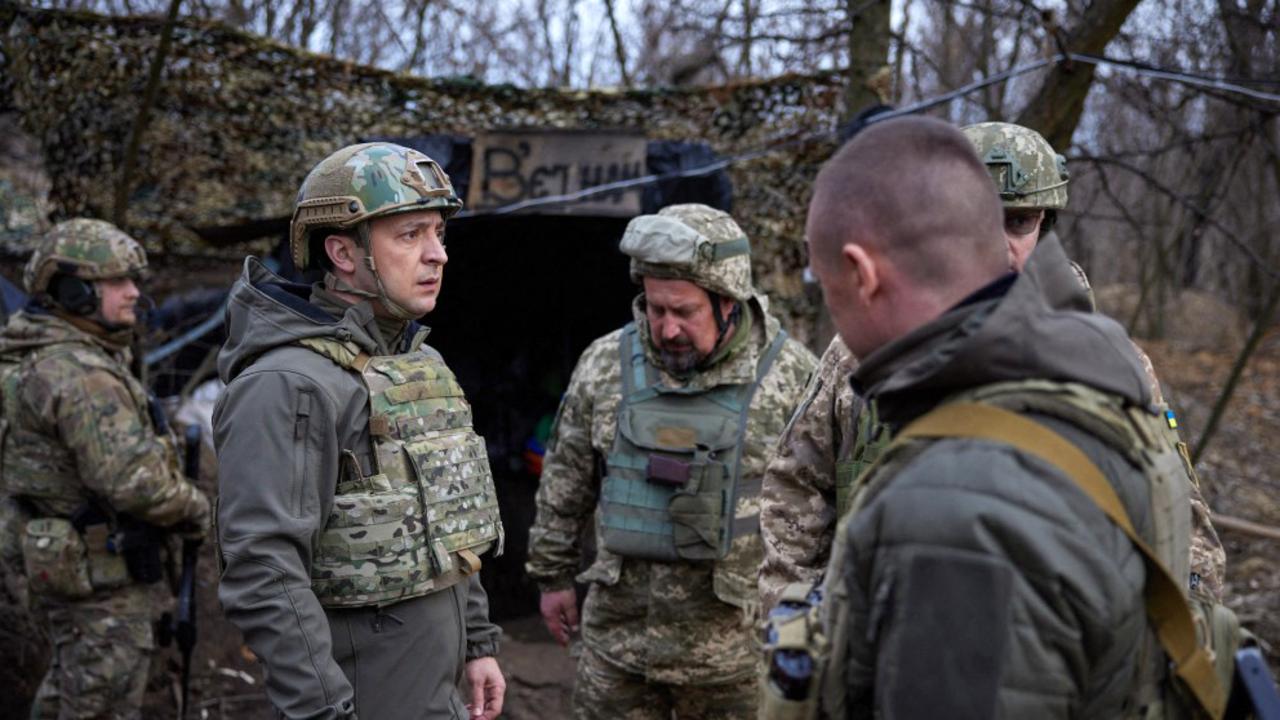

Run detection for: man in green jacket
[[0, 218, 210, 719], [803, 116, 1208, 716], [526, 204, 816, 719], [215, 142, 505, 720]]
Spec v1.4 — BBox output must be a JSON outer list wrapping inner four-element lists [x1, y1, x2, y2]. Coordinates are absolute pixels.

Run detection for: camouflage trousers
[[573, 645, 758, 720], [30, 584, 154, 720]]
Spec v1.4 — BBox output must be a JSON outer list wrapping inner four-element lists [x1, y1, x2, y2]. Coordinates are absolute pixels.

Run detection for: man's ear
[[323, 234, 359, 274], [718, 295, 738, 321], [843, 242, 880, 305]]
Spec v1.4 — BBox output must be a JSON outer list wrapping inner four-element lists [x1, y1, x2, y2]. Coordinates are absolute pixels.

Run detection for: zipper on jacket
[[292, 391, 313, 518]]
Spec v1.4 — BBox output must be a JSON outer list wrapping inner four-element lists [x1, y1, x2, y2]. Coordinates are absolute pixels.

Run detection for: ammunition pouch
[[21, 509, 154, 599], [22, 517, 94, 599], [23, 507, 154, 597], [760, 582, 825, 720]]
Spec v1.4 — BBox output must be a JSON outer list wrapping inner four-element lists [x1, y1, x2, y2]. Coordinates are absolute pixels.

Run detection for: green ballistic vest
[[832, 398, 891, 519], [598, 322, 785, 562], [300, 338, 504, 608]]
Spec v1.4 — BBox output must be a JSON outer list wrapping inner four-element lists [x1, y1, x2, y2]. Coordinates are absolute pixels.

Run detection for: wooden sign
[[468, 131, 647, 215]]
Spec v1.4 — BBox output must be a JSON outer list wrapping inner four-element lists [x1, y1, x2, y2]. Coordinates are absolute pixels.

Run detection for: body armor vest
[[832, 398, 891, 519], [598, 322, 785, 562], [300, 338, 503, 608], [1, 341, 143, 514]]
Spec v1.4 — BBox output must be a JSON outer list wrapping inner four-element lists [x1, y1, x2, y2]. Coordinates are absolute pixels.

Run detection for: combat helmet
[[620, 204, 755, 302], [290, 142, 461, 319], [962, 122, 1069, 210], [24, 218, 147, 314]]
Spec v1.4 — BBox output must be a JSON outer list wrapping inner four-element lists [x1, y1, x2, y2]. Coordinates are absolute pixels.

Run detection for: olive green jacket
[[832, 237, 1167, 718]]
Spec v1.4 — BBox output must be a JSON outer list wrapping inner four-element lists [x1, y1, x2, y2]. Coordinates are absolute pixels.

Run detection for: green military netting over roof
[[0, 1, 849, 339]]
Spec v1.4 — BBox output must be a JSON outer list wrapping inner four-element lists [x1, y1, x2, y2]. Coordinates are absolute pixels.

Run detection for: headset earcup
[[50, 275, 98, 316]]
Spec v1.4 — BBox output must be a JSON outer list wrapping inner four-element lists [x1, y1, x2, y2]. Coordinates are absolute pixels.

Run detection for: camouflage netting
[[0, 1, 847, 341]]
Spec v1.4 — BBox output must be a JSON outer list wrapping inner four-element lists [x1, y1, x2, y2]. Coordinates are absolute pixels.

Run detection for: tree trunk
[[112, 0, 183, 228], [843, 0, 892, 118], [1014, 0, 1142, 150], [603, 0, 630, 86]]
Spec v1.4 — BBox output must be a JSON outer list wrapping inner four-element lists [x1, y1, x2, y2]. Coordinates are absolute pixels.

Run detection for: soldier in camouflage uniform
[[758, 121, 1225, 611], [214, 142, 505, 720], [0, 218, 211, 720], [525, 204, 817, 719]]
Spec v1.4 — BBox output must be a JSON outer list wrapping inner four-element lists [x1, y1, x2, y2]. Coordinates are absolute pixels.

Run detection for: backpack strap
[[893, 401, 1226, 720]]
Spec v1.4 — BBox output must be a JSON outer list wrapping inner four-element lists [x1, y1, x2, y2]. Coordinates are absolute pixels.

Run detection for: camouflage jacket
[[757, 334, 861, 610], [757, 286, 1225, 614], [525, 295, 815, 684], [0, 309, 208, 526]]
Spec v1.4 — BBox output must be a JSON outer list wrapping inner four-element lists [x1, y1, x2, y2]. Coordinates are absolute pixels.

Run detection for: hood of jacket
[[218, 257, 388, 383], [852, 235, 1151, 428]]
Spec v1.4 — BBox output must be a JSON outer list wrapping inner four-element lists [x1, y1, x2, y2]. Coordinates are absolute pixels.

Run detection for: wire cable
[[1068, 52, 1280, 103]]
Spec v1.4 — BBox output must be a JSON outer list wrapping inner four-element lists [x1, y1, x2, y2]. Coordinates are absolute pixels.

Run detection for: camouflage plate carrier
[[761, 380, 1243, 720], [599, 322, 786, 562], [0, 340, 136, 599], [300, 336, 503, 608]]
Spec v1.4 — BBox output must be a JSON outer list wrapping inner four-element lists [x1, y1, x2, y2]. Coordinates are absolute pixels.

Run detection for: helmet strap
[[356, 222, 419, 321], [707, 290, 741, 349], [1039, 209, 1058, 238]]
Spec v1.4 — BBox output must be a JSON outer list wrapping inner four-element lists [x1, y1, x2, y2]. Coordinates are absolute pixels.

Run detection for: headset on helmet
[[24, 218, 148, 316]]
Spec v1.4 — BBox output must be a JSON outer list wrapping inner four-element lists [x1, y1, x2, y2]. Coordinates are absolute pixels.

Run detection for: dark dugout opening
[[424, 214, 634, 620]]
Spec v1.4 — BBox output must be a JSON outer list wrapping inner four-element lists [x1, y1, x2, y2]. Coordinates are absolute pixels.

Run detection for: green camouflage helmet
[[620, 204, 755, 301], [962, 122, 1069, 210], [23, 218, 147, 295], [290, 142, 461, 270]]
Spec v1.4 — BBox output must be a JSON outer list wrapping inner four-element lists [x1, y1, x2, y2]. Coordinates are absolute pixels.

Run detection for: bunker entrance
[[425, 214, 636, 620]]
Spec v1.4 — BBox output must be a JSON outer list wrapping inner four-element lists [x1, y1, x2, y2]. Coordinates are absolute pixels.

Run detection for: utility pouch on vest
[[1190, 588, 1242, 700], [647, 454, 691, 487], [761, 582, 824, 720], [81, 523, 130, 590], [601, 404, 736, 561], [22, 517, 93, 599], [668, 446, 731, 561]]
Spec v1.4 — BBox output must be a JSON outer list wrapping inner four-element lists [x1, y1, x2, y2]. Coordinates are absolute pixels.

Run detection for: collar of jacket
[[309, 285, 413, 356], [0, 307, 132, 360], [851, 235, 1151, 430], [629, 293, 779, 391]]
